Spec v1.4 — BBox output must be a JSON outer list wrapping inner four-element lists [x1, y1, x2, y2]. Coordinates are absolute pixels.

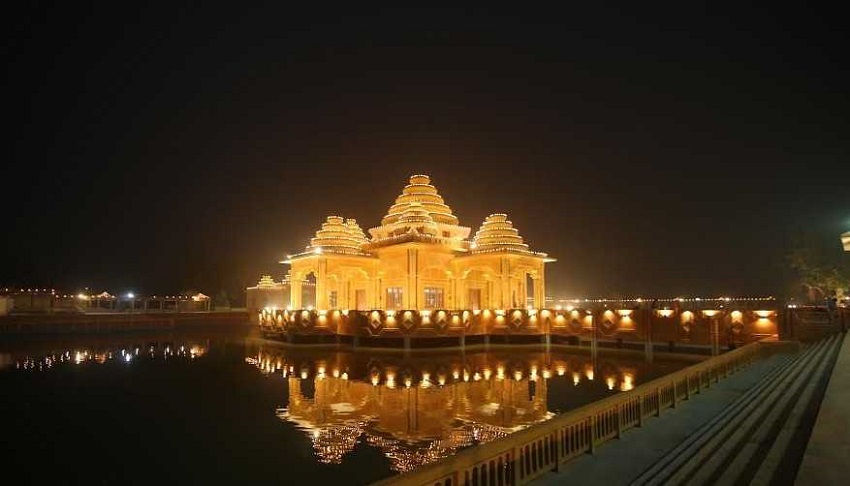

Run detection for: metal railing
[[374, 339, 766, 486]]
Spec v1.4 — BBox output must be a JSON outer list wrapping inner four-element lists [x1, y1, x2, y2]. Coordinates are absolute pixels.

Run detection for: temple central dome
[[380, 174, 460, 227]]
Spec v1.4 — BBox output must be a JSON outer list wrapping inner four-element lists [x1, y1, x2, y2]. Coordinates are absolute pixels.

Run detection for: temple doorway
[[302, 272, 317, 309], [468, 288, 481, 310], [355, 289, 367, 311]]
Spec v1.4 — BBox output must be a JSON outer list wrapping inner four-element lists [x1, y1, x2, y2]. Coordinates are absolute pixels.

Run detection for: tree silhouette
[[787, 231, 849, 302]]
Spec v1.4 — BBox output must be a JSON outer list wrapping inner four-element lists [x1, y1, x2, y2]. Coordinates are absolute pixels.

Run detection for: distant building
[[0, 296, 12, 316], [269, 174, 554, 311], [245, 275, 315, 314], [842, 230, 849, 252]]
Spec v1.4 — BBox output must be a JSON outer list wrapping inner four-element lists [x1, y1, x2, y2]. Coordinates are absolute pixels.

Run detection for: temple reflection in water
[[247, 347, 663, 472]]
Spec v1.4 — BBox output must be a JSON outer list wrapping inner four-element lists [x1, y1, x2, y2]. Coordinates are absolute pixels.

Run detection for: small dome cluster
[[381, 174, 459, 226], [290, 174, 547, 258], [471, 214, 532, 254], [308, 216, 369, 254]]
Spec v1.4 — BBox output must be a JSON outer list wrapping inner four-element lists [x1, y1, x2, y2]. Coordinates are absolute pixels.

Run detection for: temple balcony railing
[[257, 307, 793, 347]]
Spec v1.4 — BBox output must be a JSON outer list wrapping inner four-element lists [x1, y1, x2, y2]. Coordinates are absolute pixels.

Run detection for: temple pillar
[[500, 257, 510, 309], [534, 278, 544, 309], [405, 249, 418, 309], [316, 259, 328, 309], [290, 278, 302, 310]]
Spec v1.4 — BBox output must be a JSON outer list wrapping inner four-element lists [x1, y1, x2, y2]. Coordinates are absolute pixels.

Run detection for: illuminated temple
[[279, 174, 554, 311]]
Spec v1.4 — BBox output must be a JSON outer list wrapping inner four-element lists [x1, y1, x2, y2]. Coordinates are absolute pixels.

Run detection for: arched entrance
[[302, 272, 317, 309]]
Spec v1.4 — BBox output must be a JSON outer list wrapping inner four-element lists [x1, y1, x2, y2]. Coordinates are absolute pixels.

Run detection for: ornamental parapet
[[257, 307, 780, 345]]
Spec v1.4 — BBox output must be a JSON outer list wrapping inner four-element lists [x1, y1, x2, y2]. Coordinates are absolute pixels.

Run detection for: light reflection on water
[[248, 345, 689, 473], [0, 329, 692, 483], [10, 341, 207, 371]]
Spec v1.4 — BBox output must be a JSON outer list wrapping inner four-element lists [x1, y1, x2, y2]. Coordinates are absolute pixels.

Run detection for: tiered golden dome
[[380, 174, 459, 226], [343, 218, 369, 246], [471, 214, 533, 254], [392, 202, 438, 236], [257, 275, 277, 288], [308, 216, 369, 254]]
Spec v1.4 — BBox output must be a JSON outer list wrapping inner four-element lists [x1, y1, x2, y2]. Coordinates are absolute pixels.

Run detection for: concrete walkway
[[795, 332, 850, 485], [534, 336, 850, 485]]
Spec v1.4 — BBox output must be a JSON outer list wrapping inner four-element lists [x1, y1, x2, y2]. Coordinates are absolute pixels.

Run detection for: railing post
[[552, 432, 560, 472], [616, 403, 622, 438], [672, 382, 678, 408], [590, 417, 596, 454], [638, 394, 645, 426], [656, 387, 661, 416], [510, 446, 517, 486]]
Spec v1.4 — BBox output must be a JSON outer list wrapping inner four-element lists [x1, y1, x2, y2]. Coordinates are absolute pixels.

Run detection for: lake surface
[[0, 326, 692, 484]]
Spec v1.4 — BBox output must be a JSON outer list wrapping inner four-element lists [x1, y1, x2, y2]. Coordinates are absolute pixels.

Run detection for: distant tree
[[787, 231, 849, 302], [215, 289, 231, 309]]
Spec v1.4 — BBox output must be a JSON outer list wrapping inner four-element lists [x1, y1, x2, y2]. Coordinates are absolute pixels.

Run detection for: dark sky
[[4, 4, 849, 301]]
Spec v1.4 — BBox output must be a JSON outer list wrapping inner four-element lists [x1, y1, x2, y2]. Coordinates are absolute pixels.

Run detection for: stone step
[[692, 333, 841, 485], [749, 332, 845, 485], [631, 334, 842, 486], [630, 351, 798, 485]]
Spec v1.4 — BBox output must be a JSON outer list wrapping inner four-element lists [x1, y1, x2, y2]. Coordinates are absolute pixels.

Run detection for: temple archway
[[302, 272, 317, 309]]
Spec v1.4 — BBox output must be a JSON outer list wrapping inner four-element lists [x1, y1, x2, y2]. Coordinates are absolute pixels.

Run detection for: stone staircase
[[631, 332, 845, 486]]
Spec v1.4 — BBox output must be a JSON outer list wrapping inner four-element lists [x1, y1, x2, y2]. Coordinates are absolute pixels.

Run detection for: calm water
[[0, 326, 691, 484]]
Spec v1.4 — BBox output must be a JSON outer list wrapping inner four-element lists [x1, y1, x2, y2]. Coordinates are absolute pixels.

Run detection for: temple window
[[386, 287, 403, 309], [424, 287, 444, 309]]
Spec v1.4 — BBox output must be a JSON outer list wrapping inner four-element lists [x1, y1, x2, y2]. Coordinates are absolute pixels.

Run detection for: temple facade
[[280, 174, 554, 311]]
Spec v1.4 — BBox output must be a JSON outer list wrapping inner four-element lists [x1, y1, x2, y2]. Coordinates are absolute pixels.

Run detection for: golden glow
[[681, 311, 694, 323], [755, 310, 774, 318], [702, 310, 720, 317], [271, 175, 553, 312], [616, 309, 633, 317], [657, 309, 675, 318], [731, 310, 743, 323], [621, 373, 634, 392]]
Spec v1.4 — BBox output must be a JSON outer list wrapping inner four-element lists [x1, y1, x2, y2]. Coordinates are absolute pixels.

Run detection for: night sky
[[4, 4, 849, 302]]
